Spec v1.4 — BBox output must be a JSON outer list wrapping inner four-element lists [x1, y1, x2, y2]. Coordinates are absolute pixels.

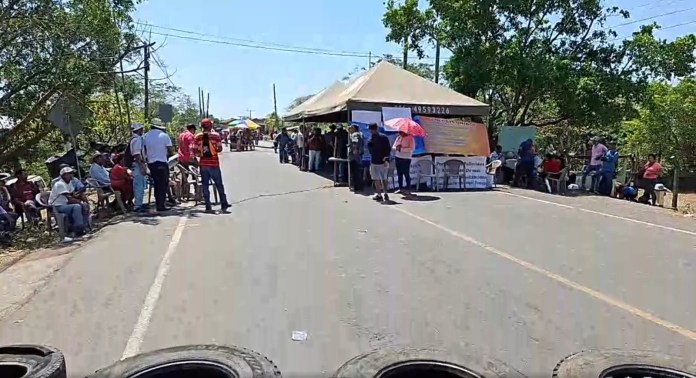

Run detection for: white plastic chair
[[486, 160, 502, 188], [415, 159, 438, 191]]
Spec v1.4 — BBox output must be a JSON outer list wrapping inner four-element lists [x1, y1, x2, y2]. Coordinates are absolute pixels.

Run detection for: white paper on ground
[[291, 331, 308, 341]]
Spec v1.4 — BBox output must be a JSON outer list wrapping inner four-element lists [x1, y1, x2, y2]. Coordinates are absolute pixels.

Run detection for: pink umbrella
[[383, 118, 427, 137]]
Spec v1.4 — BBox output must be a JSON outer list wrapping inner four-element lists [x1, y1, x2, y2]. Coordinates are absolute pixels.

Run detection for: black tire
[[0, 344, 66, 378], [334, 348, 526, 378], [553, 349, 696, 378], [87, 345, 281, 378]]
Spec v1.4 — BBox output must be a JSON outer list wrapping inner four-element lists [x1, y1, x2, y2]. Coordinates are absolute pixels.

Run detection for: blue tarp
[[350, 121, 426, 162]]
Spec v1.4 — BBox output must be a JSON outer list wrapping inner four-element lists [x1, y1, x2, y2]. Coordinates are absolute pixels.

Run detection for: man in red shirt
[[177, 124, 197, 169], [10, 169, 40, 222], [194, 118, 230, 213]]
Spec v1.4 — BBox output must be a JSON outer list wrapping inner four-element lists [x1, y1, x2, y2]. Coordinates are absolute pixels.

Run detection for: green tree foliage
[[622, 80, 696, 169], [265, 113, 281, 131], [0, 0, 140, 165], [383, 0, 696, 129]]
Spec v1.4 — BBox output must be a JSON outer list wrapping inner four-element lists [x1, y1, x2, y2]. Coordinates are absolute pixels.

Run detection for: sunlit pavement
[[1, 148, 695, 377]]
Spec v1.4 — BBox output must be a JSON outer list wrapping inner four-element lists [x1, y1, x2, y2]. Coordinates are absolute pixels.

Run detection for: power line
[[605, 7, 695, 29]]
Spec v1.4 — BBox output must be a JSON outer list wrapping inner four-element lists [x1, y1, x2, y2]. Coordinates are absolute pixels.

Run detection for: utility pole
[[246, 108, 253, 119], [368, 51, 372, 68], [119, 60, 132, 125], [206, 92, 210, 118], [434, 40, 441, 83], [402, 38, 409, 69], [273, 84, 279, 130], [143, 43, 151, 122]]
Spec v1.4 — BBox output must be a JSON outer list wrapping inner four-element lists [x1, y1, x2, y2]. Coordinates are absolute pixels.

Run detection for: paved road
[[1, 147, 695, 377]]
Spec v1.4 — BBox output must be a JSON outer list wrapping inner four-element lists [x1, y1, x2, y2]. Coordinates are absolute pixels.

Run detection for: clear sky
[[133, 0, 695, 120]]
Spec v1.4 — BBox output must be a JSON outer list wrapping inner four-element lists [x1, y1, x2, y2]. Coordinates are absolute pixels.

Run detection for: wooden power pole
[[434, 40, 441, 83]]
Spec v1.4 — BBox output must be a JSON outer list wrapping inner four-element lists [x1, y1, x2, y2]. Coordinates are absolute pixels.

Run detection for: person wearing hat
[[89, 152, 111, 188], [348, 124, 364, 192], [367, 123, 392, 202], [581, 136, 607, 192], [128, 123, 148, 212], [49, 167, 88, 237], [143, 118, 175, 212], [194, 118, 230, 213]]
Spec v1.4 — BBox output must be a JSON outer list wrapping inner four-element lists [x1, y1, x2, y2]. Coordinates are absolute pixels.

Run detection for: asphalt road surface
[[1, 146, 695, 377]]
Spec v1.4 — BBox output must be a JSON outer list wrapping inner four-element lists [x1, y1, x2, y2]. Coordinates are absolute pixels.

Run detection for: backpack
[[122, 136, 137, 168]]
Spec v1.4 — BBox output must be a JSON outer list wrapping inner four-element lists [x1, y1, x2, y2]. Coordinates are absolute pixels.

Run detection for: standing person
[[177, 124, 197, 169], [323, 124, 336, 169], [367, 123, 392, 202], [9, 169, 40, 223], [295, 128, 305, 170], [276, 128, 291, 164], [143, 118, 174, 212], [516, 138, 536, 189], [581, 137, 607, 192], [335, 125, 349, 182], [393, 131, 414, 194], [307, 128, 324, 172], [348, 124, 364, 192], [127, 123, 148, 212], [195, 118, 230, 213], [598, 143, 619, 196], [642, 154, 662, 206]]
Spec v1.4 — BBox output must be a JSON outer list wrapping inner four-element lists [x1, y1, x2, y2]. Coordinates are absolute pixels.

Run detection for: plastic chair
[[415, 159, 438, 191], [86, 178, 126, 215], [387, 160, 397, 190], [443, 160, 466, 190], [486, 160, 502, 188], [545, 168, 569, 195]]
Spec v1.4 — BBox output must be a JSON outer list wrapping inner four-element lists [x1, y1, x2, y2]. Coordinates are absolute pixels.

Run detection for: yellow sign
[[419, 116, 490, 156]]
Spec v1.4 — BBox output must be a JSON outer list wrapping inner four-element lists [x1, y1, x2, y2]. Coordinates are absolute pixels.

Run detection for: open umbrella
[[383, 118, 427, 137], [228, 119, 260, 129]]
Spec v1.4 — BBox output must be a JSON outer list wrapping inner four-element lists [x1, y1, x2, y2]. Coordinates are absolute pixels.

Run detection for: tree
[[0, 0, 139, 165], [383, 0, 696, 128], [265, 113, 281, 131]]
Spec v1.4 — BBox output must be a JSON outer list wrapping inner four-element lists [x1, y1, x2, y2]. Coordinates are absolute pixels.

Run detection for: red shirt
[[195, 131, 222, 167], [543, 159, 562, 173], [643, 162, 662, 180], [177, 130, 195, 163], [12, 181, 39, 202]]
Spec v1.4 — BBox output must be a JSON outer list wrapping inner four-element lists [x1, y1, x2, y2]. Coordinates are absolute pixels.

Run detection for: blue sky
[[133, 0, 695, 120]]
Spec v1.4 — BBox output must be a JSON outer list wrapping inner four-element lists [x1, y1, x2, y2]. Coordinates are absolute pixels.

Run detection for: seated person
[[89, 153, 111, 190], [9, 168, 40, 223], [49, 167, 90, 236], [541, 153, 563, 176], [109, 154, 134, 208], [51, 164, 86, 192], [0, 184, 18, 232], [620, 182, 638, 202]]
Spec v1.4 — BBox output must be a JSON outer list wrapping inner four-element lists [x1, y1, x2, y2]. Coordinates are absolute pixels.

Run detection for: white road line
[[499, 191, 696, 237], [390, 205, 696, 342], [121, 215, 188, 359]]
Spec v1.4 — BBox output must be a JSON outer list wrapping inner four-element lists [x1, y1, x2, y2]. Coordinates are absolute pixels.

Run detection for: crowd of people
[[270, 123, 416, 203], [0, 118, 231, 244], [496, 136, 664, 205]]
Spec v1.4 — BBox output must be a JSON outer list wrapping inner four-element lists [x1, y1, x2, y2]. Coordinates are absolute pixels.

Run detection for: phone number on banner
[[392, 104, 451, 115]]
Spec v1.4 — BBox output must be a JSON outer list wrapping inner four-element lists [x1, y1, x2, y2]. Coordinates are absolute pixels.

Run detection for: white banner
[[385, 155, 432, 190], [433, 156, 492, 189], [351, 110, 382, 126]]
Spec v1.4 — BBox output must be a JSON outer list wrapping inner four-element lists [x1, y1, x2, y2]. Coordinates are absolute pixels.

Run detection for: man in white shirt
[[489, 145, 504, 163], [128, 123, 148, 212], [89, 153, 111, 187], [295, 128, 305, 170], [143, 118, 174, 212], [49, 167, 88, 236]]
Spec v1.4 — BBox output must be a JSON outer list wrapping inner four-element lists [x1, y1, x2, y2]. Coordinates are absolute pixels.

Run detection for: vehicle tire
[[552, 349, 696, 378], [86, 345, 281, 378], [334, 348, 526, 378], [0, 344, 66, 378]]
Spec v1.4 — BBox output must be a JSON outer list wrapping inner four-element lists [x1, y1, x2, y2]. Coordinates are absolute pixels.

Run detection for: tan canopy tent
[[284, 81, 347, 121], [290, 61, 489, 123]]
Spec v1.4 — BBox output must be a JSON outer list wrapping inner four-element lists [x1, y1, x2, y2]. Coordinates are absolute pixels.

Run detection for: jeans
[[643, 178, 657, 205], [581, 165, 601, 191], [148, 161, 169, 210], [349, 160, 364, 192], [519, 161, 536, 189], [395, 157, 412, 189], [132, 164, 146, 207], [200, 166, 229, 210], [279, 147, 289, 163], [308, 150, 321, 171], [55, 203, 86, 234]]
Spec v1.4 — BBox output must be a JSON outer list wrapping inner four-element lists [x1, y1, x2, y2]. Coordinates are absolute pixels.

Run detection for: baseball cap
[[131, 123, 144, 132], [60, 167, 75, 176], [201, 118, 213, 127]]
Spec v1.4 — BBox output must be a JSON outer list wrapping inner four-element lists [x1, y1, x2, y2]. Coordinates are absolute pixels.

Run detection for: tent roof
[[300, 61, 489, 121], [284, 81, 347, 121]]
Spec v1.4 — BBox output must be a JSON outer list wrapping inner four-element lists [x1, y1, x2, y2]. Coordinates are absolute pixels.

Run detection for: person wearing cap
[[89, 153, 111, 188], [348, 124, 364, 192], [143, 118, 175, 212], [177, 124, 197, 169], [51, 163, 85, 192], [367, 123, 392, 202], [194, 118, 230, 213], [128, 123, 148, 212], [49, 167, 88, 237], [581, 137, 607, 192]]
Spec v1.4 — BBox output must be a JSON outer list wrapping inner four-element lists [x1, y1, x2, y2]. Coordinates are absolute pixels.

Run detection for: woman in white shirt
[[393, 131, 415, 193]]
